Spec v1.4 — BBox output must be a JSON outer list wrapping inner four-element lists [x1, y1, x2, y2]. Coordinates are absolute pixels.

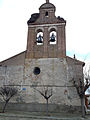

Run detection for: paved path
[[0, 111, 90, 120]]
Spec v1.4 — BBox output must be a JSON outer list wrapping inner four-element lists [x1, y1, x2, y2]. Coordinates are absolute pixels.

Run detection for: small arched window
[[36, 29, 43, 45], [45, 11, 48, 17], [49, 28, 57, 45]]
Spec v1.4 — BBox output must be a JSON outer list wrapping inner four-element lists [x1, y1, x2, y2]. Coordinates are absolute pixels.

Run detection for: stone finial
[[46, 0, 49, 3], [74, 54, 76, 59]]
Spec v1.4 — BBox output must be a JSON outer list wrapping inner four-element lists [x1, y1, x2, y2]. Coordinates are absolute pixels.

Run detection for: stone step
[[0, 115, 89, 120], [0, 111, 90, 120]]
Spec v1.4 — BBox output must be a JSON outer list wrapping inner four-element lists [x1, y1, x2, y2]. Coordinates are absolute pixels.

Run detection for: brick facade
[[26, 1, 66, 58]]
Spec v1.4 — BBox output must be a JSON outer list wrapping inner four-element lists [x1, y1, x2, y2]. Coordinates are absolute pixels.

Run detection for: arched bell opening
[[45, 11, 49, 17], [49, 28, 57, 45], [36, 29, 43, 45]]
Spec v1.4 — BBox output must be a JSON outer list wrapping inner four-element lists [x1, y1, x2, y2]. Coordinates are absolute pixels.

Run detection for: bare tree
[[72, 65, 90, 117], [84, 65, 90, 92], [0, 86, 18, 113], [73, 79, 85, 117], [34, 86, 53, 116], [73, 79, 84, 97]]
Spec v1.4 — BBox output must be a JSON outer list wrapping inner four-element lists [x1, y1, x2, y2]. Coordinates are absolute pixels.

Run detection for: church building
[[0, 0, 85, 113]]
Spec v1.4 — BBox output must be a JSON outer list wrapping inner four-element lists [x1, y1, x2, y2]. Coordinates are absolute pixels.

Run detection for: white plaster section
[[28, 23, 65, 28], [24, 58, 67, 86], [35, 27, 44, 33], [48, 26, 57, 31]]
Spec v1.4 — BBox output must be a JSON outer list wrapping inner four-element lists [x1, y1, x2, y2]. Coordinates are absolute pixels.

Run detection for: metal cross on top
[[46, 0, 49, 3]]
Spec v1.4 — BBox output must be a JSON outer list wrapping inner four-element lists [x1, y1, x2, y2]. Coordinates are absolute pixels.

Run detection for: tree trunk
[[2, 100, 8, 113], [46, 99, 49, 116], [81, 96, 85, 118]]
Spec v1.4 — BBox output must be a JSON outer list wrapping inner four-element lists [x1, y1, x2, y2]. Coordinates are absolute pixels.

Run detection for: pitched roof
[[0, 51, 26, 66]]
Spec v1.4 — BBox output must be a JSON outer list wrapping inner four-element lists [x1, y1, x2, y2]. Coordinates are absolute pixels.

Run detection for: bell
[[37, 34, 43, 43], [50, 33, 55, 42]]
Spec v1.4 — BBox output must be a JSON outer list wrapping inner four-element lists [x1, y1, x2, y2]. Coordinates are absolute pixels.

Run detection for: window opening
[[36, 32, 43, 45], [45, 11, 48, 17], [33, 67, 40, 75], [50, 31, 56, 45]]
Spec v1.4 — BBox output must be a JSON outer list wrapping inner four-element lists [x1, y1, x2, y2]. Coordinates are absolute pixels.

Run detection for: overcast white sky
[[0, 0, 90, 64]]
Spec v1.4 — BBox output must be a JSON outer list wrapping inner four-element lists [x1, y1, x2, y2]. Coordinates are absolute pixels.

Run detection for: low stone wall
[[0, 102, 81, 114]]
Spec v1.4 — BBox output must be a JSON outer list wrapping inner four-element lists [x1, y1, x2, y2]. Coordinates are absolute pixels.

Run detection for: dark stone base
[[0, 102, 81, 114]]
